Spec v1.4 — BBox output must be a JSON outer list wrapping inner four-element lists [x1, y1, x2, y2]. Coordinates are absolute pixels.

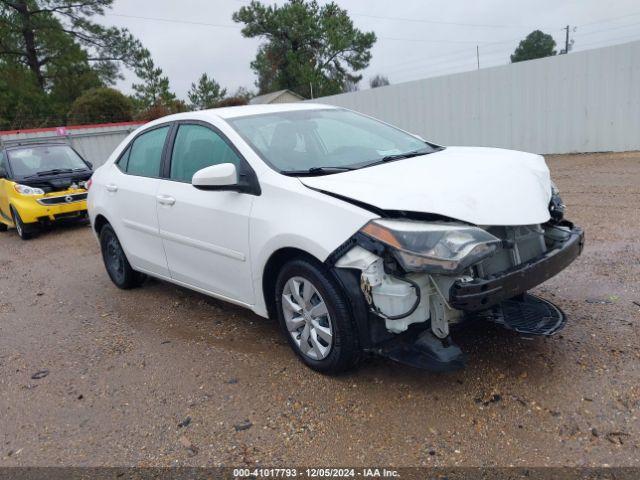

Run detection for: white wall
[[315, 41, 640, 154]]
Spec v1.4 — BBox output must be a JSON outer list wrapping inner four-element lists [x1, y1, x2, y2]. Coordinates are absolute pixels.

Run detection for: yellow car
[[0, 142, 93, 240]]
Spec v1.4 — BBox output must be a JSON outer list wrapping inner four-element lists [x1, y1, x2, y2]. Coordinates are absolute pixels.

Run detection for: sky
[[97, 0, 640, 99]]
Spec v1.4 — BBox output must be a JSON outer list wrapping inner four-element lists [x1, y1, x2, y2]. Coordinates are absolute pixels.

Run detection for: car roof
[[140, 103, 340, 130], [210, 102, 338, 119]]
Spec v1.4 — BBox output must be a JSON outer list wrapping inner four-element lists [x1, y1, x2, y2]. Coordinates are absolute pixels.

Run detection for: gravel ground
[[0, 151, 638, 468]]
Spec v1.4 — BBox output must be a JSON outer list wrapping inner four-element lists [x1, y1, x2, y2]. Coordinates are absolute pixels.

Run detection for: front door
[[156, 123, 255, 304]]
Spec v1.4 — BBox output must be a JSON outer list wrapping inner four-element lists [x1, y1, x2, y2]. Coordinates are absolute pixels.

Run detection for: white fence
[[316, 41, 640, 154], [0, 122, 144, 168]]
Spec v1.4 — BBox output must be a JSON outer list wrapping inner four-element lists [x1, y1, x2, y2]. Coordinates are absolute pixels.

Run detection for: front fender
[[248, 178, 377, 317]]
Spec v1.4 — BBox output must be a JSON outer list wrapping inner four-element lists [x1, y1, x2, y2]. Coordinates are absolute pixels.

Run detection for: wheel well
[[94, 214, 109, 235], [262, 248, 321, 319]]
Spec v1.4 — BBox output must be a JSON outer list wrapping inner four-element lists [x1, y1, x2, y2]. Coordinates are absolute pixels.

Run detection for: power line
[[378, 36, 492, 45], [388, 34, 640, 85], [577, 20, 640, 37], [574, 32, 640, 49], [105, 13, 241, 29], [105, 11, 505, 45], [377, 19, 640, 77], [350, 13, 536, 29], [101, 8, 640, 84], [382, 28, 640, 82], [577, 11, 640, 27], [376, 33, 530, 73]]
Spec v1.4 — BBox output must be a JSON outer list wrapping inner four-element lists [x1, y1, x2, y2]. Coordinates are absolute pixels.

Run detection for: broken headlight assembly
[[360, 219, 501, 274]]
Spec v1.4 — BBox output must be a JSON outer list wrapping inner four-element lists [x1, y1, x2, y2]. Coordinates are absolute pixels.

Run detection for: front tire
[[275, 258, 360, 374], [0, 222, 7, 232], [11, 207, 34, 240], [99, 224, 146, 289]]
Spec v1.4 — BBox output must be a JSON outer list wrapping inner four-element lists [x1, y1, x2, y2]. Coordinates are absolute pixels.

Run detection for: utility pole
[[562, 25, 570, 54], [476, 45, 480, 70]]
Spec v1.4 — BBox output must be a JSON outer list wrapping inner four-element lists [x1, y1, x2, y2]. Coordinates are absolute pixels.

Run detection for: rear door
[[107, 125, 171, 277], [155, 121, 256, 304]]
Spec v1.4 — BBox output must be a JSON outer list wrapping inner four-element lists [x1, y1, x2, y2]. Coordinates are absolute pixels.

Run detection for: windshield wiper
[[361, 147, 440, 169], [23, 168, 73, 179], [381, 149, 431, 162], [281, 166, 355, 176]]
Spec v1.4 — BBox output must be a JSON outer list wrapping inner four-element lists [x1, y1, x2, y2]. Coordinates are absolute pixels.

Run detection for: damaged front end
[[327, 209, 584, 372]]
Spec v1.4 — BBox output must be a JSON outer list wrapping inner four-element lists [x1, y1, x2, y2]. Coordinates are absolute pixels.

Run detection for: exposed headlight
[[360, 219, 501, 274], [13, 184, 45, 195]]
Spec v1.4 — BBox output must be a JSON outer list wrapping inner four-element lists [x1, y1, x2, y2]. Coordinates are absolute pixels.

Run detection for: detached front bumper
[[449, 226, 584, 311]]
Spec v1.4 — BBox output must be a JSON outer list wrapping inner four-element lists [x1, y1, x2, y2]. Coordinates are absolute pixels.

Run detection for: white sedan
[[88, 104, 583, 373]]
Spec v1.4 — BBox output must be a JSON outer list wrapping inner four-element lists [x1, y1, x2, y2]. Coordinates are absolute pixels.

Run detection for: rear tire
[[0, 222, 7, 232], [11, 207, 34, 240], [99, 224, 146, 289], [275, 258, 360, 374]]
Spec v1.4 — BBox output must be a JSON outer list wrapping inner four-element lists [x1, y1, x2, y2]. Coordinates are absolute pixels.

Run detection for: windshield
[[227, 108, 437, 173], [6, 145, 89, 177]]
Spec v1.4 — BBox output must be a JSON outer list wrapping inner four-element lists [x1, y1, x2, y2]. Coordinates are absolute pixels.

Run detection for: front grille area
[[476, 225, 547, 277], [37, 192, 87, 205]]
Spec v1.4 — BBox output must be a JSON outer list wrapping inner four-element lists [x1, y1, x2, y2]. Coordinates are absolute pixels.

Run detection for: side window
[[116, 146, 131, 171], [170, 124, 242, 183], [125, 126, 169, 177]]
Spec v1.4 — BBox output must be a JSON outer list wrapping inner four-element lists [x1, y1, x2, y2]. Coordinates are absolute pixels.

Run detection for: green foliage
[[0, 0, 147, 128], [188, 73, 227, 110], [131, 55, 175, 107], [68, 87, 132, 124], [0, 0, 146, 88], [369, 74, 390, 88], [233, 0, 376, 98], [511, 30, 557, 63], [216, 87, 254, 107], [131, 54, 185, 119], [0, 61, 52, 129]]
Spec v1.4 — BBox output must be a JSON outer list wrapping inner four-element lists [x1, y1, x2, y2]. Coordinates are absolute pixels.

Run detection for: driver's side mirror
[[192, 163, 239, 190]]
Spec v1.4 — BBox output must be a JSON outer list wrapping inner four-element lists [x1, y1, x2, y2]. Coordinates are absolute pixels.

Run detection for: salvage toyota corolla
[[88, 104, 584, 373]]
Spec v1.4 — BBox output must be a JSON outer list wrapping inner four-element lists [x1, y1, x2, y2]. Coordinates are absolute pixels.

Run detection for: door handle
[[156, 194, 176, 206], [106, 184, 118, 192]]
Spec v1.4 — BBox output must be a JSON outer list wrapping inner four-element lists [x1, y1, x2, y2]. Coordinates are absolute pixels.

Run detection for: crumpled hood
[[299, 146, 552, 226]]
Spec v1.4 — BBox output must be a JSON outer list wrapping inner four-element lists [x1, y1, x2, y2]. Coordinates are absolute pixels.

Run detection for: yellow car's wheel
[[11, 207, 34, 240], [0, 222, 7, 232]]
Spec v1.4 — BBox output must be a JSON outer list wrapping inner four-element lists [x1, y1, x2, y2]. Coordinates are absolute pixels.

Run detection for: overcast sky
[[98, 0, 640, 99]]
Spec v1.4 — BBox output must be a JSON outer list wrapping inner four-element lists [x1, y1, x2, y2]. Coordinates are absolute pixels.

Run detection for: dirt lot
[[1, 151, 639, 467]]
